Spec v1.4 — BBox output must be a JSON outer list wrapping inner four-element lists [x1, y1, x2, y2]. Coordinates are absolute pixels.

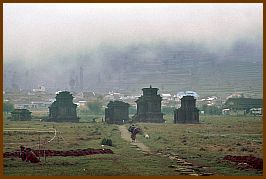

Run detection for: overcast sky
[[4, 3, 263, 65]]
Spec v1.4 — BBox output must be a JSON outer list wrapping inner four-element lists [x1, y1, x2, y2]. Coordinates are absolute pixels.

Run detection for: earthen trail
[[118, 125, 213, 176], [118, 125, 151, 154]]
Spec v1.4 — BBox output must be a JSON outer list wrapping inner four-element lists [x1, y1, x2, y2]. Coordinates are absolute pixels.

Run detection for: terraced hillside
[[95, 42, 262, 98], [4, 41, 262, 98]]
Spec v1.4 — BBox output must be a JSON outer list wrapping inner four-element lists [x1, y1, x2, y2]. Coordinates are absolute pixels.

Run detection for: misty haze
[[3, 3, 263, 176], [4, 3, 262, 97]]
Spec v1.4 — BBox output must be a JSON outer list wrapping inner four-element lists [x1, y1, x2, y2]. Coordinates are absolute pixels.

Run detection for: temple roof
[[56, 91, 74, 99], [11, 109, 32, 114], [107, 100, 129, 108]]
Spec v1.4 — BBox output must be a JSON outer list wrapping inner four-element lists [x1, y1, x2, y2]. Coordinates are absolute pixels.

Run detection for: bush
[[86, 100, 104, 115], [101, 138, 113, 146], [162, 107, 176, 115], [3, 101, 14, 115], [200, 104, 222, 115]]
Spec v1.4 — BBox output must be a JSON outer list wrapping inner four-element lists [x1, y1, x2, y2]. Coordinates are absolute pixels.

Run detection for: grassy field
[[136, 115, 263, 176], [3, 115, 263, 176]]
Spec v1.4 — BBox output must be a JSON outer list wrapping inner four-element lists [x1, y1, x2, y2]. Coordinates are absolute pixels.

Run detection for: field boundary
[[4, 127, 57, 149]]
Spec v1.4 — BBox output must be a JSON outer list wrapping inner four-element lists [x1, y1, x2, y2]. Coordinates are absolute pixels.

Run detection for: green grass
[[3, 115, 263, 176], [3, 120, 178, 176], [135, 115, 263, 176]]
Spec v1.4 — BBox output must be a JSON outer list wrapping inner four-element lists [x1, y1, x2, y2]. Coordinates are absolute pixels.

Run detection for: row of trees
[[161, 105, 222, 115], [3, 101, 14, 115], [199, 104, 222, 115], [80, 99, 104, 115]]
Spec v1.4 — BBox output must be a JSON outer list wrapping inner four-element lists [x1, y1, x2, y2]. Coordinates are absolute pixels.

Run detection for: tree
[[201, 104, 222, 115], [86, 100, 103, 115], [3, 101, 14, 115], [162, 106, 176, 115]]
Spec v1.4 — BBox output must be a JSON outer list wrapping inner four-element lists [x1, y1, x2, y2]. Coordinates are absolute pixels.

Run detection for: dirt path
[[118, 125, 214, 176], [118, 125, 151, 154]]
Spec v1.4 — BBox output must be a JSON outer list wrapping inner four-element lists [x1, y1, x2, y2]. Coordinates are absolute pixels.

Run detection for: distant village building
[[176, 91, 199, 100], [250, 108, 263, 116], [14, 101, 51, 110], [133, 85, 164, 123], [11, 109, 32, 121], [105, 100, 129, 124], [81, 91, 96, 100], [174, 96, 199, 123], [14, 103, 31, 109], [161, 93, 172, 100], [104, 92, 123, 101], [32, 85, 46, 92], [77, 101, 87, 108], [222, 108, 230, 115], [48, 91, 79, 122], [226, 93, 245, 100], [223, 97, 263, 115]]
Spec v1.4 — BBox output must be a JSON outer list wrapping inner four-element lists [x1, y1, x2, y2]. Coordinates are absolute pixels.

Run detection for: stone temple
[[174, 95, 199, 123], [48, 91, 79, 122], [133, 85, 164, 123], [105, 100, 129, 124], [11, 109, 32, 121]]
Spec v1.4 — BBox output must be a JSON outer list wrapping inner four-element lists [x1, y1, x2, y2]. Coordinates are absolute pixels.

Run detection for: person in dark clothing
[[20, 145, 26, 161], [130, 127, 141, 142], [25, 148, 40, 163]]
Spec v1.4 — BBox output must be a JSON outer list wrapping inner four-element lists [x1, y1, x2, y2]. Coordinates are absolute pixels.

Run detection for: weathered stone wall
[[48, 91, 79, 122], [11, 109, 32, 121], [105, 101, 129, 124], [174, 96, 199, 124], [133, 86, 164, 123]]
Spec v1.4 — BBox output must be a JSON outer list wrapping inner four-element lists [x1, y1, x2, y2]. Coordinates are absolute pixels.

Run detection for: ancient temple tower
[[133, 85, 164, 123], [48, 91, 79, 122], [105, 100, 129, 124], [11, 109, 32, 121], [174, 96, 199, 123]]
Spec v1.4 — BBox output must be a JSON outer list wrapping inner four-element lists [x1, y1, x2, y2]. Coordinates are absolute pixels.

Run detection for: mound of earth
[[223, 155, 263, 170], [4, 148, 114, 158]]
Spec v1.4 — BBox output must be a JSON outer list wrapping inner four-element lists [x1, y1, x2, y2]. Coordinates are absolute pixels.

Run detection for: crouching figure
[[19, 145, 27, 161], [25, 148, 40, 163]]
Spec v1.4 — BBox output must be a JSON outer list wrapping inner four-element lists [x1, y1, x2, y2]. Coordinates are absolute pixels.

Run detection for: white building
[[33, 85, 46, 92], [176, 91, 199, 99], [161, 93, 172, 100]]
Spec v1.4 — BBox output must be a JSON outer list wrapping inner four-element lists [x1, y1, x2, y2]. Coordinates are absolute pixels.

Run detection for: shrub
[[86, 100, 104, 115], [240, 147, 248, 151], [3, 101, 14, 115], [200, 104, 222, 115], [101, 138, 113, 146], [162, 107, 176, 115]]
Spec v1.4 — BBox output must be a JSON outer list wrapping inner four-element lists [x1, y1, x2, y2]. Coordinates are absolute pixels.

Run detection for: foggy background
[[3, 3, 263, 98]]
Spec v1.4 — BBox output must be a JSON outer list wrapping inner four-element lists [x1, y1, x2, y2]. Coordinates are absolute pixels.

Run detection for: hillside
[[93, 42, 262, 98], [4, 41, 262, 98]]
